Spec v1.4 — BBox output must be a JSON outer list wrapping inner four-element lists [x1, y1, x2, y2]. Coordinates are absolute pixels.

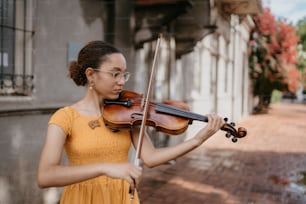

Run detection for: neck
[[75, 89, 104, 117]]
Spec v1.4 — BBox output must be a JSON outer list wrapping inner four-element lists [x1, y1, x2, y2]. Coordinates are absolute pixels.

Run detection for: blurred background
[[0, 0, 305, 203]]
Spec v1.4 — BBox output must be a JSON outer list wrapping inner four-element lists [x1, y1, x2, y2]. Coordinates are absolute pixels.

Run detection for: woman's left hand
[[193, 114, 225, 145]]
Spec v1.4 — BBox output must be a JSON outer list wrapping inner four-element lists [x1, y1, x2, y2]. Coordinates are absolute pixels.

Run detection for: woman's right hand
[[102, 163, 143, 189]]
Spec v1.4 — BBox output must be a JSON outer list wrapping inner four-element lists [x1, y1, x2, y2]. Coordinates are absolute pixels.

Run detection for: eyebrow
[[108, 67, 126, 72]]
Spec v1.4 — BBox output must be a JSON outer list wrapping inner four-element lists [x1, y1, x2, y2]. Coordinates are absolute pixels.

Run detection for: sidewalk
[[138, 102, 306, 204]]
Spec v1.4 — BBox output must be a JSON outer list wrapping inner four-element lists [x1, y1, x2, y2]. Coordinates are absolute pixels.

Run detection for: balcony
[[134, 0, 262, 57]]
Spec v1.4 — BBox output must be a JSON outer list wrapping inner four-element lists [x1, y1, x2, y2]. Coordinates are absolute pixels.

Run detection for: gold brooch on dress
[[88, 119, 101, 129]]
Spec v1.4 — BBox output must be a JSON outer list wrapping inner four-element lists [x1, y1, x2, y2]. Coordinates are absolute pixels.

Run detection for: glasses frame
[[93, 69, 130, 82]]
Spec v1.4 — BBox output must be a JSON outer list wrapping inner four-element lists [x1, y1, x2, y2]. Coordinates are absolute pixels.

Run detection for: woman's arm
[[37, 124, 142, 188], [131, 114, 224, 168]]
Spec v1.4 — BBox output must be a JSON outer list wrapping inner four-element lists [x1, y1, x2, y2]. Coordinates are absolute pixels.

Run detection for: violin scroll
[[222, 118, 247, 143]]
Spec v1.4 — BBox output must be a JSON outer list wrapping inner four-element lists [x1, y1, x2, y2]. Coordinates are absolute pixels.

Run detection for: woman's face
[[93, 53, 128, 100]]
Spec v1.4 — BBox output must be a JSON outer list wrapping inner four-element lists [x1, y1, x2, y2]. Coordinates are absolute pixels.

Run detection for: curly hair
[[68, 41, 121, 86]]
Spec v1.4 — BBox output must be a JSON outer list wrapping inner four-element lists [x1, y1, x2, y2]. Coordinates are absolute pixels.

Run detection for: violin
[[104, 35, 247, 200], [103, 90, 247, 143]]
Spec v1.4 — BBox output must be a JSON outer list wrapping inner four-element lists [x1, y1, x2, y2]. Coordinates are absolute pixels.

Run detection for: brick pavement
[[138, 102, 306, 204]]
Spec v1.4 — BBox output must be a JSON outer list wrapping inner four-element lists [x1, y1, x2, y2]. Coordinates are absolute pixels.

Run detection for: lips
[[113, 89, 122, 94]]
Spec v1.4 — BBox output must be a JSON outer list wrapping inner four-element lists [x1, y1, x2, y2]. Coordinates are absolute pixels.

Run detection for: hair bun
[[69, 60, 86, 86]]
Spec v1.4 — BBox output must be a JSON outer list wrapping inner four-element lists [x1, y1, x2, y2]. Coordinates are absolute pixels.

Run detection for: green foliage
[[296, 18, 306, 90], [271, 90, 282, 103], [297, 17, 306, 52]]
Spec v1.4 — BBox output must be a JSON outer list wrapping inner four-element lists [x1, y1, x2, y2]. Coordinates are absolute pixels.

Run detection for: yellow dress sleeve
[[48, 107, 73, 136]]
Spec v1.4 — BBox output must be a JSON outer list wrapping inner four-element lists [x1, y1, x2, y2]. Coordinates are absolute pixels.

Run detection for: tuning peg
[[224, 117, 228, 122], [225, 132, 231, 138], [232, 137, 238, 143], [230, 122, 236, 126]]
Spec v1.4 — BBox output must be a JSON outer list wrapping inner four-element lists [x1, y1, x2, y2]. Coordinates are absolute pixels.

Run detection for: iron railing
[[0, 0, 34, 96], [0, 73, 33, 96]]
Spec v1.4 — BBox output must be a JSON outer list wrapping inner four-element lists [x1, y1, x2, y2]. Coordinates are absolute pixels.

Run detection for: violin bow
[[129, 34, 162, 200]]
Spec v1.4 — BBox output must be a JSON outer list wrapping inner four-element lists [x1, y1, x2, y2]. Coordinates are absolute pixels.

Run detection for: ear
[[85, 67, 96, 81]]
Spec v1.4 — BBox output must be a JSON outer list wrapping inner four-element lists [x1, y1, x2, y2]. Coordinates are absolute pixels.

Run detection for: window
[[0, 0, 34, 96]]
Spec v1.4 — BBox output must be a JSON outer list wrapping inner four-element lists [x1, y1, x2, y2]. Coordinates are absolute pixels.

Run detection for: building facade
[[0, 0, 261, 203]]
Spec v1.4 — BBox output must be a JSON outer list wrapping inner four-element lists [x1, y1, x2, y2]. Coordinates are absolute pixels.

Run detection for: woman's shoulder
[[48, 106, 79, 135], [49, 106, 81, 124], [53, 106, 76, 117]]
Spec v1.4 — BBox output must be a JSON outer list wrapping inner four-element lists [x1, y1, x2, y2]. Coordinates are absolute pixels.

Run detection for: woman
[[37, 40, 224, 204]]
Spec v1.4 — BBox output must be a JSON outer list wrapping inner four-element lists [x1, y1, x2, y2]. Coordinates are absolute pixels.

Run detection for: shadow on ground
[[139, 148, 306, 204]]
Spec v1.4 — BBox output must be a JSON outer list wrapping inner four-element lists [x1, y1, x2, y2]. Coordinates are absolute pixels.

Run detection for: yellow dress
[[48, 106, 140, 204]]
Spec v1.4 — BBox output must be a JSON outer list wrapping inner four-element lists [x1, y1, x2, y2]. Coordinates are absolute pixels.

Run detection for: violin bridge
[[141, 97, 145, 111]]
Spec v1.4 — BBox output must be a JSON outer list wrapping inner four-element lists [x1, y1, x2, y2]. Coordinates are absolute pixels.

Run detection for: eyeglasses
[[94, 70, 131, 82]]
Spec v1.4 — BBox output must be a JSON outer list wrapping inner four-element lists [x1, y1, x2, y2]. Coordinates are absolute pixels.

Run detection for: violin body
[[103, 90, 192, 135], [103, 90, 247, 142]]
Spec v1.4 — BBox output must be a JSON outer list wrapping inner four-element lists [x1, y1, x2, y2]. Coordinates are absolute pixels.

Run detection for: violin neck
[[155, 103, 208, 123]]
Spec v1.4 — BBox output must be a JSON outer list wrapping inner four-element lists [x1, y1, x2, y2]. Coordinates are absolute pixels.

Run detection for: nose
[[117, 76, 125, 85]]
